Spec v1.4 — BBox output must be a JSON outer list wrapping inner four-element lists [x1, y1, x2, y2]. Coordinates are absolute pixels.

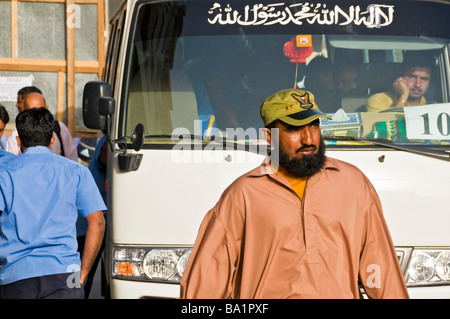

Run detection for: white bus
[[83, 0, 450, 298]]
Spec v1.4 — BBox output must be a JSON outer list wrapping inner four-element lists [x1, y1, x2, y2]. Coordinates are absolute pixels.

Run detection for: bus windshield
[[122, 0, 450, 150]]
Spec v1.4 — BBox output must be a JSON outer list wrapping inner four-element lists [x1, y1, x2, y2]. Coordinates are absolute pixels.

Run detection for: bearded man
[[180, 89, 409, 299]]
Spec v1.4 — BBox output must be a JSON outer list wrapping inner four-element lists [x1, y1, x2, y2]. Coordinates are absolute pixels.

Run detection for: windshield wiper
[[145, 134, 270, 155], [325, 136, 450, 161], [145, 134, 450, 161]]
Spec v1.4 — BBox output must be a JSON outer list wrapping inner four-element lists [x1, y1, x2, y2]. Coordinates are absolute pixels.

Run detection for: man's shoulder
[[0, 149, 16, 160], [58, 121, 75, 138], [324, 156, 372, 188], [234, 165, 271, 182], [23, 148, 83, 169], [325, 156, 363, 173], [0, 151, 17, 176], [220, 165, 269, 194], [52, 152, 86, 169], [366, 91, 395, 112], [367, 91, 396, 105], [223, 163, 306, 202], [57, 120, 68, 129]]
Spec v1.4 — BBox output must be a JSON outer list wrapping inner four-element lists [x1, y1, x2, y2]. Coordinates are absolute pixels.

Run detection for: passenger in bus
[[180, 89, 409, 299], [303, 56, 342, 114], [366, 52, 434, 112], [334, 64, 358, 98]]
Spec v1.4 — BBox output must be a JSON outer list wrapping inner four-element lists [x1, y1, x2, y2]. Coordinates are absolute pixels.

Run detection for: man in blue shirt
[[0, 107, 106, 299], [0, 104, 15, 163]]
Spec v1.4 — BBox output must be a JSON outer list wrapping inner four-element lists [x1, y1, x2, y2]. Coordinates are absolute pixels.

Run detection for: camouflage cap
[[260, 89, 331, 126]]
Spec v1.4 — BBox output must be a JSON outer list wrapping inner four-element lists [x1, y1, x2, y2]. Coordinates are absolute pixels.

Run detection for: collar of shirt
[[246, 156, 341, 196], [22, 145, 52, 155], [249, 156, 340, 178]]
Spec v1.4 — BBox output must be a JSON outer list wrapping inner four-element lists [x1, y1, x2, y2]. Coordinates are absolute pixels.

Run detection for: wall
[[0, 0, 106, 137]]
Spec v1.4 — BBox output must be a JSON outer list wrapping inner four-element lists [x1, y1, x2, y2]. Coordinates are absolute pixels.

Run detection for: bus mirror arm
[[111, 123, 144, 172], [111, 123, 144, 152]]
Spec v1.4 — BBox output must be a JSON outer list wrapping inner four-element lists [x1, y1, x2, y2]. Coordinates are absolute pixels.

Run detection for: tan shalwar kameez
[[180, 157, 409, 299]]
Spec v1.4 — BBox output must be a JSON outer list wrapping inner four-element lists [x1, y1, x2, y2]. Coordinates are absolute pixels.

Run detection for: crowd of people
[[0, 86, 106, 299]]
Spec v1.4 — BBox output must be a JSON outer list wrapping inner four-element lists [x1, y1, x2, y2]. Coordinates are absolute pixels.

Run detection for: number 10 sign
[[404, 103, 450, 140]]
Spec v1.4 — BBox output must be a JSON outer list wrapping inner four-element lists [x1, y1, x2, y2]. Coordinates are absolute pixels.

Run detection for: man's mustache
[[296, 144, 317, 153]]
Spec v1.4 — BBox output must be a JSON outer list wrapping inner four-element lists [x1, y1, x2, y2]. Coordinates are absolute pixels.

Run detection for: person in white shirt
[[6, 91, 78, 162]]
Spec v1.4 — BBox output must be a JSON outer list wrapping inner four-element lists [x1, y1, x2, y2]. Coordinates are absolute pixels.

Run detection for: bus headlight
[[143, 249, 178, 280], [408, 253, 435, 282], [112, 245, 192, 283], [405, 249, 450, 286]]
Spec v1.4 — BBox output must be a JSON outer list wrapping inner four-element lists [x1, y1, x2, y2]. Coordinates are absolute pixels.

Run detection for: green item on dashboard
[[365, 119, 408, 142]]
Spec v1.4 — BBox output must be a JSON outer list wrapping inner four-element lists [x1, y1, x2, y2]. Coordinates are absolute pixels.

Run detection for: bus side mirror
[[83, 81, 115, 130], [83, 81, 144, 172]]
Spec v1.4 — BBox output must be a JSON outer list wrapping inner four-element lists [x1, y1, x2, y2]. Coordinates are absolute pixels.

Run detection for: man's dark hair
[[17, 86, 42, 100], [402, 51, 435, 74], [0, 104, 9, 124], [16, 107, 54, 147]]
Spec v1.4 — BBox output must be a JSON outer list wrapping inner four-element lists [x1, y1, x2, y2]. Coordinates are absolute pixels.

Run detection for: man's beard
[[277, 137, 326, 178]]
